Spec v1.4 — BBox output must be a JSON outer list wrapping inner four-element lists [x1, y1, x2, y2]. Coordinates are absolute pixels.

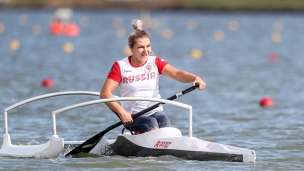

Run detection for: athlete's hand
[[193, 76, 206, 90], [120, 111, 133, 126]]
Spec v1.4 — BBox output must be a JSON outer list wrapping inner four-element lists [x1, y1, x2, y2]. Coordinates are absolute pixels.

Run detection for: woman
[[100, 19, 206, 134]]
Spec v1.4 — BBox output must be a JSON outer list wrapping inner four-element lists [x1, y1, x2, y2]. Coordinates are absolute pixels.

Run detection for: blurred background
[[1, 0, 304, 11], [0, 0, 304, 170]]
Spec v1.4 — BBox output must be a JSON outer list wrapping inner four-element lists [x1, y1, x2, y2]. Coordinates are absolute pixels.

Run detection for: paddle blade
[[65, 121, 123, 157], [65, 131, 105, 157]]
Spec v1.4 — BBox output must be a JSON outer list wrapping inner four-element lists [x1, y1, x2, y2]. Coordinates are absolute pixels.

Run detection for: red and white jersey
[[108, 56, 168, 115]]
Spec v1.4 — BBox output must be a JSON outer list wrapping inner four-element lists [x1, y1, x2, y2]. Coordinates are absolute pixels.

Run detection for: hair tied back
[[132, 19, 143, 30]]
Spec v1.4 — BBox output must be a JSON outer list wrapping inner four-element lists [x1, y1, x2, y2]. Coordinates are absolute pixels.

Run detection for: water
[[1, 8, 304, 170]]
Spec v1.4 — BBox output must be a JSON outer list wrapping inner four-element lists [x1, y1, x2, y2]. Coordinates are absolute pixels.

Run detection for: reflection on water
[[0, 9, 304, 170]]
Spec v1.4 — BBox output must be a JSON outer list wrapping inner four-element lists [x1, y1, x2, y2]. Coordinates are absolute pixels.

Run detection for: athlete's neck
[[129, 56, 146, 67]]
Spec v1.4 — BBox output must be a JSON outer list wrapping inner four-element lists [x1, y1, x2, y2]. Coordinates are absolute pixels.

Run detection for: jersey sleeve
[[155, 56, 168, 74], [107, 61, 121, 82]]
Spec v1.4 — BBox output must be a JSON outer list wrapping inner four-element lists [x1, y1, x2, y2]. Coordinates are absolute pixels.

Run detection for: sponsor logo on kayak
[[154, 141, 172, 148]]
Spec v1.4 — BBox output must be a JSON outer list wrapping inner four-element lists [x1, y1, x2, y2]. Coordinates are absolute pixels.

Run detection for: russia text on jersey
[[122, 72, 156, 84]]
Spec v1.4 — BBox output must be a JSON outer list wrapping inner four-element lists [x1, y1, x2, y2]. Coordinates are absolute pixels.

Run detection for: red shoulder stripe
[[107, 61, 121, 82], [155, 57, 168, 74]]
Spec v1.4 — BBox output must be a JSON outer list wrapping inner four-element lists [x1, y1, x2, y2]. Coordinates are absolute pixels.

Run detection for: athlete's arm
[[162, 64, 206, 90], [100, 63, 133, 126]]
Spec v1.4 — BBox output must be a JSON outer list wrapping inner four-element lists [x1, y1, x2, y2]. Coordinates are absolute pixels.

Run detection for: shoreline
[[1, 7, 304, 14], [1, 0, 304, 12]]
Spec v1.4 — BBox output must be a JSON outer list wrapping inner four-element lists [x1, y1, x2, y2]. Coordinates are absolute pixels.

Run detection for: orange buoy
[[64, 22, 80, 37], [50, 20, 64, 35], [42, 78, 54, 87], [259, 97, 274, 107]]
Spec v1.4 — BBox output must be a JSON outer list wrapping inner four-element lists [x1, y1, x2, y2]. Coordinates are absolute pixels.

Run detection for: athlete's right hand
[[120, 111, 133, 126]]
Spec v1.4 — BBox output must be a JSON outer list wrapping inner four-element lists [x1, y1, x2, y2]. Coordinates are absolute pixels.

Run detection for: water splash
[[90, 137, 114, 156]]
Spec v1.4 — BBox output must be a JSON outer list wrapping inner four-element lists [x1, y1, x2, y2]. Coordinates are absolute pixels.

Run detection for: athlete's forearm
[[174, 70, 197, 83], [100, 91, 126, 117]]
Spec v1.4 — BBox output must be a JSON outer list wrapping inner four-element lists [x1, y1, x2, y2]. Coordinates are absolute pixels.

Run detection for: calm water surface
[[0, 9, 304, 170]]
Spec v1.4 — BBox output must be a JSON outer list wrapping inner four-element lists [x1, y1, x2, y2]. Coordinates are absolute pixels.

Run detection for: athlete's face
[[131, 37, 151, 65]]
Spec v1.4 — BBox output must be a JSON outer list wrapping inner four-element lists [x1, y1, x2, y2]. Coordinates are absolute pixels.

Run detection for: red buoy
[[268, 53, 278, 62], [50, 20, 64, 35], [42, 78, 54, 87], [64, 22, 80, 37], [259, 97, 274, 107]]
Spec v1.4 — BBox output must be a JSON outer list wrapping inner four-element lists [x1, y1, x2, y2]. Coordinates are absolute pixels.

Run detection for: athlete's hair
[[128, 19, 151, 49]]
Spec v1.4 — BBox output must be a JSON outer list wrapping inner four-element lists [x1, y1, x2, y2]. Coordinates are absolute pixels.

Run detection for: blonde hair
[[128, 19, 151, 49]]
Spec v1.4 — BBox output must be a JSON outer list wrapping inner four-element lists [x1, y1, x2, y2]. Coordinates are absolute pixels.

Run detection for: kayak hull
[[107, 127, 256, 162]]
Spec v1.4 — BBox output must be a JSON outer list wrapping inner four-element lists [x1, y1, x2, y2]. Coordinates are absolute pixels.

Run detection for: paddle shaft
[[65, 84, 198, 157]]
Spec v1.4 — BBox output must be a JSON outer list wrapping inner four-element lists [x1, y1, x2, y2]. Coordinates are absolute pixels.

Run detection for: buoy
[[213, 30, 225, 41], [187, 19, 198, 30], [64, 22, 80, 37], [19, 14, 28, 26], [10, 39, 20, 50], [228, 20, 240, 31], [123, 46, 132, 56], [50, 20, 64, 35], [116, 28, 126, 38], [63, 42, 74, 53], [32, 25, 41, 35], [162, 28, 173, 39], [112, 17, 123, 28], [268, 53, 278, 62], [259, 97, 274, 107], [190, 49, 203, 59], [42, 78, 54, 87], [271, 32, 282, 43]]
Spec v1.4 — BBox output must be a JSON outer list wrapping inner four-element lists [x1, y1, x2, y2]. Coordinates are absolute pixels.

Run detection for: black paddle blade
[[65, 131, 105, 157], [65, 121, 123, 157]]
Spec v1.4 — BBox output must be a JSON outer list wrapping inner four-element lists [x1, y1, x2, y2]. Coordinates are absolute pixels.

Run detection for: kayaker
[[100, 19, 206, 134]]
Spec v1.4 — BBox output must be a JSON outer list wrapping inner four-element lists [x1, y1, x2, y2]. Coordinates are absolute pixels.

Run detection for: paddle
[[65, 83, 199, 157]]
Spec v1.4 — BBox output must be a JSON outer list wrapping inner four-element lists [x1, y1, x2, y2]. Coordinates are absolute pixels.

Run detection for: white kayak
[[0, 91, 256, 163], [87, 127, 256, 163]]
